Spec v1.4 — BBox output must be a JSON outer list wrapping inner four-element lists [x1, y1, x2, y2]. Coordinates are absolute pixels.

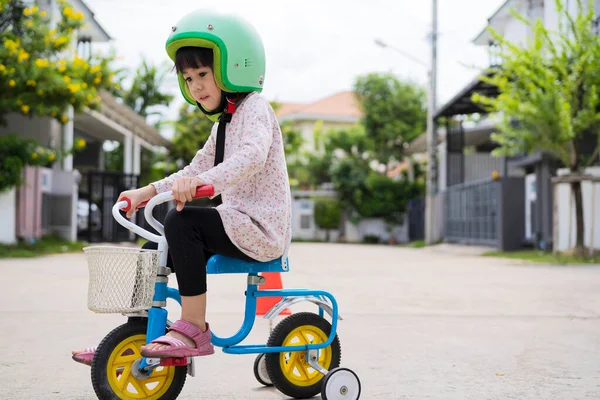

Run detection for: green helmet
[[166, 9, 266, 106]]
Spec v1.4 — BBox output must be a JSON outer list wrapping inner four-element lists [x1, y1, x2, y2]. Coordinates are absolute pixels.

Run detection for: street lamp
[[374, 38, 429, 69], [374, 36, 438, 244]]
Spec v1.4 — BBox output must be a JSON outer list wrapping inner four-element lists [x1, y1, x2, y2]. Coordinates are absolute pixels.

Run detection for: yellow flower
[[63, 6, 73, 17], [8, 80, 15, 87], [18, 49, 30, 62], [63, 76, 70, 84], [3, 39, 18, 52], [94, 76, 101, 84], [25, 20, 33, 28], [49, 29, 57, 36], [23, 7, 32, 16], [31, 152, 38, 159], [26, 80, 36, 87], [90, 65, 101, 74], [21, 105, 30, 114], [54, 36, 68, 47], [37, 89, 44, 96], [67, 83, 80, 93], [35, 59, 50, 68], [0, 65, 5, 73], [72, 11, 84, 21], [76, 138, 86, 149], [61, 115, 68, 123], [58, 65, 66, 73], [40, 11, 47, 17], [31, 6, 39, 13], [48, 153, 55, 162], [38, 147, 45, 154]]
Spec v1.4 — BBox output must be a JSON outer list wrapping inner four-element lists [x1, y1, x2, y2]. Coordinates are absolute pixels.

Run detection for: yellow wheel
[[265, 312, 341, 399], [91, 320, 187, 400]]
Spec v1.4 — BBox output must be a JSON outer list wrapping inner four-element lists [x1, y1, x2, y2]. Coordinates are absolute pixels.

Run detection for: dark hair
[[174, 46, 214, 73], [174, 46, 250, 104]]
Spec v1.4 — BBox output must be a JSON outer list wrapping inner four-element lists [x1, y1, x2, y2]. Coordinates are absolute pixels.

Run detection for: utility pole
[[425, 0, 438, 244]]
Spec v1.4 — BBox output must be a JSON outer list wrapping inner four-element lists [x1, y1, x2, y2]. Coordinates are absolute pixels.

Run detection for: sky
[[82, 0, 507, 136]]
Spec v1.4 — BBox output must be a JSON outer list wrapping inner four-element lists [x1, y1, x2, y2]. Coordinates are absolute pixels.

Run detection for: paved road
[[0, 243, 599, 399]]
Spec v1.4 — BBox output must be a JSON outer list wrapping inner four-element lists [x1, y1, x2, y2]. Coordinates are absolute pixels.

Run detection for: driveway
[[0, 243, 598, 399]]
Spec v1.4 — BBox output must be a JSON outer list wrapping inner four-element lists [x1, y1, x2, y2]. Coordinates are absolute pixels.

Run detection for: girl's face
[[182, 66, 222, 111]]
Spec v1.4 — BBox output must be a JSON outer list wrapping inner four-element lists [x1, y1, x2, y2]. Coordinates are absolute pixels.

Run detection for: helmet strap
[[213, 94, 237, 166]]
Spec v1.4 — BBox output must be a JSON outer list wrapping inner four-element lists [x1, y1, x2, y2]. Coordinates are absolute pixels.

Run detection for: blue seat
[[206, 254, 289, 275]]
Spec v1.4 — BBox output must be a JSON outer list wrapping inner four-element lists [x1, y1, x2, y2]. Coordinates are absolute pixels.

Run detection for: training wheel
[[253, 353, 273, 387], [321, 367, 361, 400]]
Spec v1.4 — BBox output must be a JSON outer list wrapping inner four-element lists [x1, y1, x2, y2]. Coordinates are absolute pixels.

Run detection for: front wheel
[[91, 320, 187, 400]]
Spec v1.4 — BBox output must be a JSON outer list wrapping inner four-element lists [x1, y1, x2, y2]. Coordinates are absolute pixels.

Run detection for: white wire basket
[[83, 246, 161, 313]]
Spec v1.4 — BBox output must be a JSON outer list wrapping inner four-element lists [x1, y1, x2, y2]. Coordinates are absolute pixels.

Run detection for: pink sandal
[[72, 347, 96, 366], [140, 320, 214, 358]]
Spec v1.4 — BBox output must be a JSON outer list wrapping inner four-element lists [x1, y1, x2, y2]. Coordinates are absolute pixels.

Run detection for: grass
[[0, 235, 87, 258], [410, 240, 427, 248], [482, 249, 600, 265]]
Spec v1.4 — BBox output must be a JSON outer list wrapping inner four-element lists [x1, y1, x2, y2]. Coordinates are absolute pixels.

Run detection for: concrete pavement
[[0, 242, 599, 399]]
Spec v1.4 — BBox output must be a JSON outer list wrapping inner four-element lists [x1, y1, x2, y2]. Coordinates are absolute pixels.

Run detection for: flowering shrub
[[0, 0, 117, 124], [0, 134, 86, 193]]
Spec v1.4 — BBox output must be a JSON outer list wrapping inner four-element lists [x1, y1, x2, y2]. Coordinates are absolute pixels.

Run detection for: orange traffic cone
[[256, 272, 291, 316]]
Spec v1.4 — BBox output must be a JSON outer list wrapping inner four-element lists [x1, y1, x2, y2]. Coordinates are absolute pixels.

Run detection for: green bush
[[314, 198, 341, 241], [0, 133, 86, 193]]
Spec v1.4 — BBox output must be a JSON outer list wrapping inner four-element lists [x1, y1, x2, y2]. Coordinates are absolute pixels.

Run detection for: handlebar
[[112, 185, 215, 243]]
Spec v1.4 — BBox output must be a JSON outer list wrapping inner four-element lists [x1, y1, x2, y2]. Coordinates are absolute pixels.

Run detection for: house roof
[[473, 0, 520, 45], [73, 0, 112, 42], [276, 91, 363, 123], [434, 70, 499, 119]]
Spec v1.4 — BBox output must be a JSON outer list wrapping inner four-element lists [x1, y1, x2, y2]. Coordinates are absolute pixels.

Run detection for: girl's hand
[[117, 185, 157, 218], [172, 177, 205, 211]]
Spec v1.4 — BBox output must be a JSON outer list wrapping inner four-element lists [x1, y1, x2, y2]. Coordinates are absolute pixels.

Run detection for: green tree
[[103, 58, 174, 172], [472, 0, 600, 254], [167, 103, 214, 171], [314, 198, 342, 242], [123, 57, 174, 118], [0, 0, 116, 124], [354, 73, 427, 173]]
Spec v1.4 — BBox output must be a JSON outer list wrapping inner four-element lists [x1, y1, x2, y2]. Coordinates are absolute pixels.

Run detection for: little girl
[[72, 9, 291, 363]]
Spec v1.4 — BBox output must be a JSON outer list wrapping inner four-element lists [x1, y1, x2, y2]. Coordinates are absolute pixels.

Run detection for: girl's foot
[[141, 320, 214, 358], [71, 347, 96, 366]]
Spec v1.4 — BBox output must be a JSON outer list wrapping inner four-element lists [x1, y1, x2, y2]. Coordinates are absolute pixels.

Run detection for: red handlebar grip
[[119, 185, 214, 212], [193, 184, 215, 199]]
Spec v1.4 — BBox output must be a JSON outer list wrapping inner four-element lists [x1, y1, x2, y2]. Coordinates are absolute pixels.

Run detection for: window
[[300, 215, 311, 230]]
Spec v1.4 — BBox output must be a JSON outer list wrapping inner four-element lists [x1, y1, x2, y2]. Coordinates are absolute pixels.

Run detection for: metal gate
[[81, 171, 169, 243], [408, 197, 425, 241]]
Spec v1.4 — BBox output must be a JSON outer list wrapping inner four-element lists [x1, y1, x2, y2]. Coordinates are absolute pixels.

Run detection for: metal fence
[[444, 177, 525, 250], [80, 171, 170, 243]]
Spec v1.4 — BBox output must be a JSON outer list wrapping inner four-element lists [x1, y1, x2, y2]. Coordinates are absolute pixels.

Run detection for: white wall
[[291, 193, 410, 243], [0, 189, 16, 244], [554, 167, 600, 252]]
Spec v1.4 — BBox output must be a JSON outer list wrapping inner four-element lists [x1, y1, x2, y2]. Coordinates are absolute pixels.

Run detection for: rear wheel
[[265, 312, 341, 399]]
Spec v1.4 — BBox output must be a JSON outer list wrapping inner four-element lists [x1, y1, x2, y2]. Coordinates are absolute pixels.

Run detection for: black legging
[[142, 207, 255, 296]]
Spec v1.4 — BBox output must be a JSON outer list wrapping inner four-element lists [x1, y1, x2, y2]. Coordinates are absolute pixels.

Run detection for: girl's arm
[[197, 97, 273, 195], [151, 124, 217, 194]]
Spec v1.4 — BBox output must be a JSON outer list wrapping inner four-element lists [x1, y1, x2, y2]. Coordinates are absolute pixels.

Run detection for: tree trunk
[[571, 179, 585, 254], [338, 208, 348, 242]]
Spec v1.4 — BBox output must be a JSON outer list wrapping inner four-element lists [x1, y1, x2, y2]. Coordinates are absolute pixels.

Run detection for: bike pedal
[[160, 357, 187, 367]]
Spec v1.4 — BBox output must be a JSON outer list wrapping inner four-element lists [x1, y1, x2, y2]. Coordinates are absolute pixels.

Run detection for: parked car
[[77, 198, 102, 233]]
